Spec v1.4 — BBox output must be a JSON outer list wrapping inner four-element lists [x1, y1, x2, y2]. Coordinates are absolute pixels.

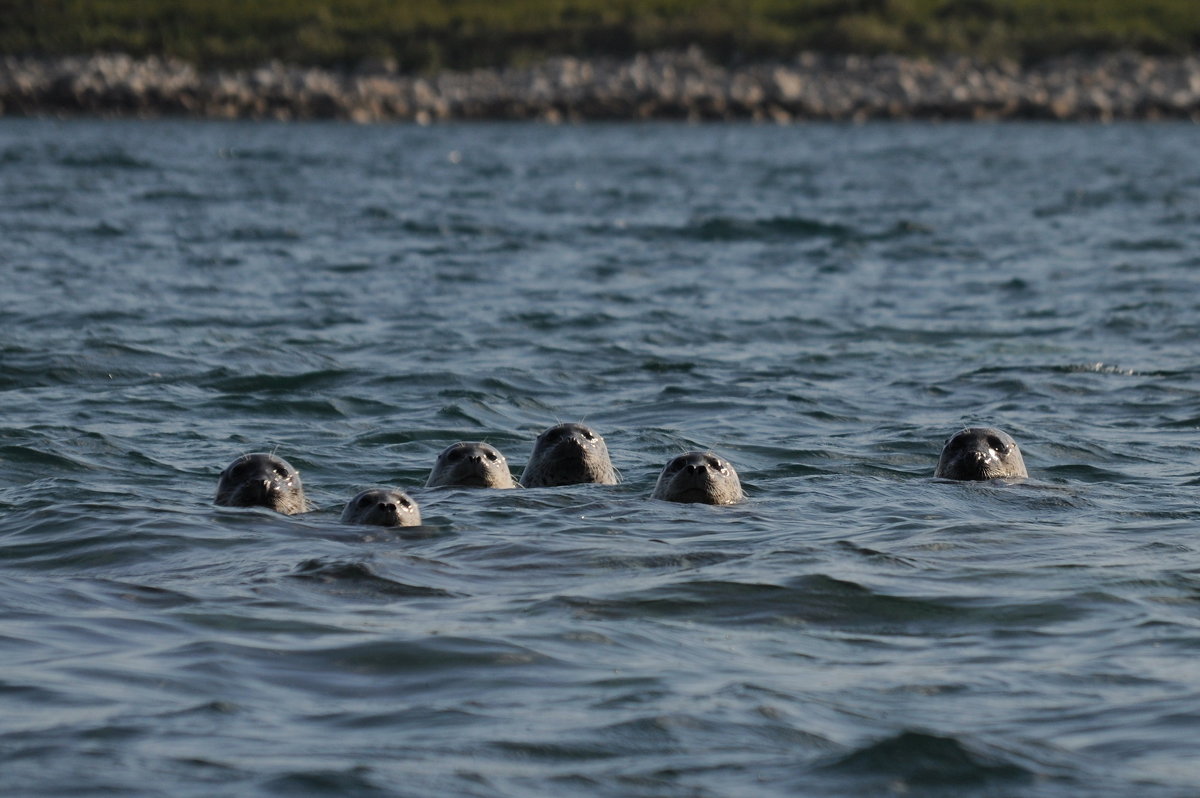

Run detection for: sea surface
[[2, 118, 1200, 797]]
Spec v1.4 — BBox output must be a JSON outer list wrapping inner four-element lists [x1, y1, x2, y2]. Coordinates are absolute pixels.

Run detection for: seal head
[[214, 452, 308, 515], [935, 427, 1028, 481], [652, 451, 743, 505], [425, 442, 518, 489], [340, 488, 422, 527], [521, 423, 619, 487]]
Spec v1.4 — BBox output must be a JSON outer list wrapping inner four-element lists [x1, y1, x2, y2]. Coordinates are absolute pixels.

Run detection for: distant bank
[[7, 1, 1199, 73], [3, 50, 1200, 122]]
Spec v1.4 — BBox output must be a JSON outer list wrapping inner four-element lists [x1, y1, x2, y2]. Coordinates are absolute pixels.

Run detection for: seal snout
[[559, 435, 587, 451]]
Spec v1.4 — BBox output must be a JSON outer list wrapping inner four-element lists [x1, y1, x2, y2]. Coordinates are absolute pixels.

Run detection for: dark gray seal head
[[425, 442, 519, 489], [652, 451, 743, 505], [214, 452, 308, 515], [340, 488, 422, 527], [521, 422, 619, 488], [935, 427, 1028, 481]]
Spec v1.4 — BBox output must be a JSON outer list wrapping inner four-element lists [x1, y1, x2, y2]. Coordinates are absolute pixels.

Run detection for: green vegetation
[[3, 0, 1199, 69]]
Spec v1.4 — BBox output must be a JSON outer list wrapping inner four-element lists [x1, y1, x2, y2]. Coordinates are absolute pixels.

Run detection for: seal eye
[[986, 435, 1006, 452], [273, 465, 290, 478], [486, 451, 498, 461], [399, 497, 411, 507]]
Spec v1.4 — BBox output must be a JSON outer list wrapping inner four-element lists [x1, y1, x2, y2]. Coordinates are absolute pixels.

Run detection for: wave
[[815, 730, 1036, 788], [289, 558, 453, 599]]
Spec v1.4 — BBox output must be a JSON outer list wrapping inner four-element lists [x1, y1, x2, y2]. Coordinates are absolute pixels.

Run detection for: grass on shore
[[3, 0, 1199, 70]]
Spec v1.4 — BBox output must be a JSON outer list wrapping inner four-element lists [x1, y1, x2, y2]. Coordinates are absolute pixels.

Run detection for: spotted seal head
[[214, 452, 308, 515], [521, 422, 619, 488], [425, 442, 518, 489], [935, 427, 1028, 481], [652, 451, 743, 505], [340, 488, 422, 527]]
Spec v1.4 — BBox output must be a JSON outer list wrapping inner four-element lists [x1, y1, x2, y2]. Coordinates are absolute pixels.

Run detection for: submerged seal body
[[935, 427, 1028, 481], [341, 488, 422, 527], [521, 423, 619, 488], [425, 442, 518, 489], [652, 451, 743, 505], [214, 452, 308, 515]]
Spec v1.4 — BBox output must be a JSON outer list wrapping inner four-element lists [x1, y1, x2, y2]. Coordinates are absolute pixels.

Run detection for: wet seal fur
[[935, 427, 1028, 481], [521, 422, 619, 487], [425, 442, 519, 489], [214, 452, 308, 515], [341, 488, 422, 527], [652, 450, 743, 505]]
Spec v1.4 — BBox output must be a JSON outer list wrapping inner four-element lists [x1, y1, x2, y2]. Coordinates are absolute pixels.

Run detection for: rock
[[1, 51, 1199, 122]]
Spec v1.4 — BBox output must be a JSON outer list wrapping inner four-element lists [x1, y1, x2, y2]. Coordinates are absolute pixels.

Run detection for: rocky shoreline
[[3, 49, 1200, 123]]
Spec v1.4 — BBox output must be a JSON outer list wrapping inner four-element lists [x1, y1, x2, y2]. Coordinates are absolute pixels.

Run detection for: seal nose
[[685, 463, 706, 474]]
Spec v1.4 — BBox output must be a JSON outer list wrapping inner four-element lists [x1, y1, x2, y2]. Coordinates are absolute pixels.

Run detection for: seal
[[340, 488, 422, 527], [652, 451, 743, 505], [935, 427, 1028, 481], [214, 452, 308, 515], [425, 442, 519, 489], [521, 422, 619, 487]]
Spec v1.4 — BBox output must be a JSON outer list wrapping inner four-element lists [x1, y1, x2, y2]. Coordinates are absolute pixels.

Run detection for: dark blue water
[[3, 118, 1200, 796]]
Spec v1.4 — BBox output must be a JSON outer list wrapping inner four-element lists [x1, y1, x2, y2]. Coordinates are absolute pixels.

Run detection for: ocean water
[[3, 118, 1200, 797]]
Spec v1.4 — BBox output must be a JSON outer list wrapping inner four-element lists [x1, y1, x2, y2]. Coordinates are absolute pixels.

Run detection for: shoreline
[[3, 50, 1200, 123]]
